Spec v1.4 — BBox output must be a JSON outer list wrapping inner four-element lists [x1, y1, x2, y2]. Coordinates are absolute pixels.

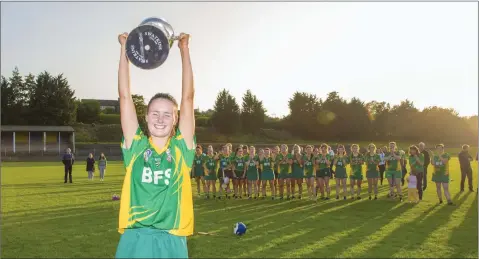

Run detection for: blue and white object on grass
[[234, 222, 247, 236]]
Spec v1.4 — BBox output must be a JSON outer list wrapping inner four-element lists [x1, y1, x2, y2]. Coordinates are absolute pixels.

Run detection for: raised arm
[[177, 33, 195, 150], [118, 33, 139, 149]]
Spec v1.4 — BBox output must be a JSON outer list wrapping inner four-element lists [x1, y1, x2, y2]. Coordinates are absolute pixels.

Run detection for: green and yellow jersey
[[433, 153, 451, 175], [349, 153, 364, 173], [245, 155, 259, 170], [385, 151, 401, 171], [365, 153, 380, 172], [193, 153, 206, 176], [232, 156, 246, 172], [260, 156, 274, 172], [334, 155, 349, 168], [204, 154, 216, 176], [218, 154, 230, 172], [409, 153, 425, 173], [118, 127, 195, 236], [276, 153, 293, 174], [302, 154, 315, 175], [316, 153, 332, 170]]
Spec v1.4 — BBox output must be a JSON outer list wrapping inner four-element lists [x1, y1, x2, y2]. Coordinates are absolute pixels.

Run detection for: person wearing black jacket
[[418, 142, 430, 190], [86, 153, 96, 181], [458, 144, 474, 192], [62, 148, 75, 183]]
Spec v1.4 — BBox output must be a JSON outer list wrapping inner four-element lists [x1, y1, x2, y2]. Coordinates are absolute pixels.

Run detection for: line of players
[[191, 142, 452, 204]]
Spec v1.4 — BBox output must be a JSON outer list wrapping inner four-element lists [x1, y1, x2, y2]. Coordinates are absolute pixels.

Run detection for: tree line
[[2, 67, 477, 145]]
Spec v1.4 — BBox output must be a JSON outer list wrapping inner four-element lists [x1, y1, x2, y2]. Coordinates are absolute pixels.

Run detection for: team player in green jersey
[[256, 148, 264, 195], [303, 145, 316, 200], [204, 145, 217, 199], [291, 144, 304, 199], [232, 148, 247, 199], [192, 145, 206, 196], [277, 144, 293, 200], [333, 145, 348, 200], [385, 142, 403, 201], [217, 145, 232, 199], [116, 32, 195, 258], [349, 144, 365, 200], [316, 144, 333, 200], [272, 146, 280, 191], [432, 144, 453, 205], [245, 146, 260, 199], [260, 148, 276, 199], [408, 145, 425, 200], [365, 144, 381, 200]]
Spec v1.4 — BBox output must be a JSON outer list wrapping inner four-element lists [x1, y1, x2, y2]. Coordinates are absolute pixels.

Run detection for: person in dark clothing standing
[[86, 153, 96, 181], [458, 144, 474, 192], [418, 142, 430, 191], [62, 148, 75, 183]]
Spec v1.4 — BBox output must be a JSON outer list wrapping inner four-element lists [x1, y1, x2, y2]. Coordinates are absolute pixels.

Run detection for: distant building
[[82, 99, 120, 113]]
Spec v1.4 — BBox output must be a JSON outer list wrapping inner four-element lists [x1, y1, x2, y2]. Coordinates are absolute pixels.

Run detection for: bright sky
[[1, 2, 477, 117]]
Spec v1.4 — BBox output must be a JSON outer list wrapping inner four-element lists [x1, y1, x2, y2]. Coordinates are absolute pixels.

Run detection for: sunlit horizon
[[1, 2, 477, 117]]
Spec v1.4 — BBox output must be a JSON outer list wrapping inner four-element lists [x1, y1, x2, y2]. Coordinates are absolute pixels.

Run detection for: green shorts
[[292, 169, 304, 179], [247, 171, 259, 181], [279, 171, 291, 179], [116, 228, 188, 258], [234, 170, 244, 179], [204, 172, 217, 181], [366, 170, 379, 179], [334, 168, 347, 179], [316, 168, 331, 178], [261, 170, 275, 180], [192, 169, 204, 177], [385, 170, 402, 179], [432, 174, 450, 183], [350, 171, 363, 180], [303, 171, 315, 179]]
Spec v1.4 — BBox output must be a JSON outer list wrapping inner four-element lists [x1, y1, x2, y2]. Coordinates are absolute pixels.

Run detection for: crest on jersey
[[166, 148, 172, 162], [144, 149, 152, 162], [154, 157, 161, 167]]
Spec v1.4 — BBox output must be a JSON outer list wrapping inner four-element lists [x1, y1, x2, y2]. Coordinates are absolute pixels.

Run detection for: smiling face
[[249, 146, 256, 156], [146, 98, 177, 139], [207, 145, 214, 155], [236, 149, 243, 157], [321, 145, 327, 154], [293, 145, 300, 154], [264, 149, 270, 156], [352, 145, 359, 153], [258, 149, 264, 156], [306, 146, 312, 154], [436, 145, 444, 154]]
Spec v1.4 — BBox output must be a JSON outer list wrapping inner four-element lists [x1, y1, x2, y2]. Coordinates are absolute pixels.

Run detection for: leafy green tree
[[211, 89, 241, 134]]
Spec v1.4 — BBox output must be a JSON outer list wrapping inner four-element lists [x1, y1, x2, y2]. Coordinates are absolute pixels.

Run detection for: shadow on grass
[[360, 192, 471, 258], [449, 192, 478, 259], [188, 195, 407, 258]]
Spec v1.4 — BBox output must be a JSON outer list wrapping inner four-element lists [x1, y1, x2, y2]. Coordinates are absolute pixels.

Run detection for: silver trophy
[[126, 17, 181, 70]]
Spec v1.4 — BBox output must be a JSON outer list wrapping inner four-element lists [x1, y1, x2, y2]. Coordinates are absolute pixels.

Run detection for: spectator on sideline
[[86, 153, 95, 181], [458, 144, 474, 192], [98, 153, 107, 181], [62, 148, 75, 183], [418, 142, 431, 190]]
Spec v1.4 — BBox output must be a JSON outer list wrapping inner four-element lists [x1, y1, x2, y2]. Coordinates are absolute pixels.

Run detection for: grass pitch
[[1, 159, 477, 258]]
